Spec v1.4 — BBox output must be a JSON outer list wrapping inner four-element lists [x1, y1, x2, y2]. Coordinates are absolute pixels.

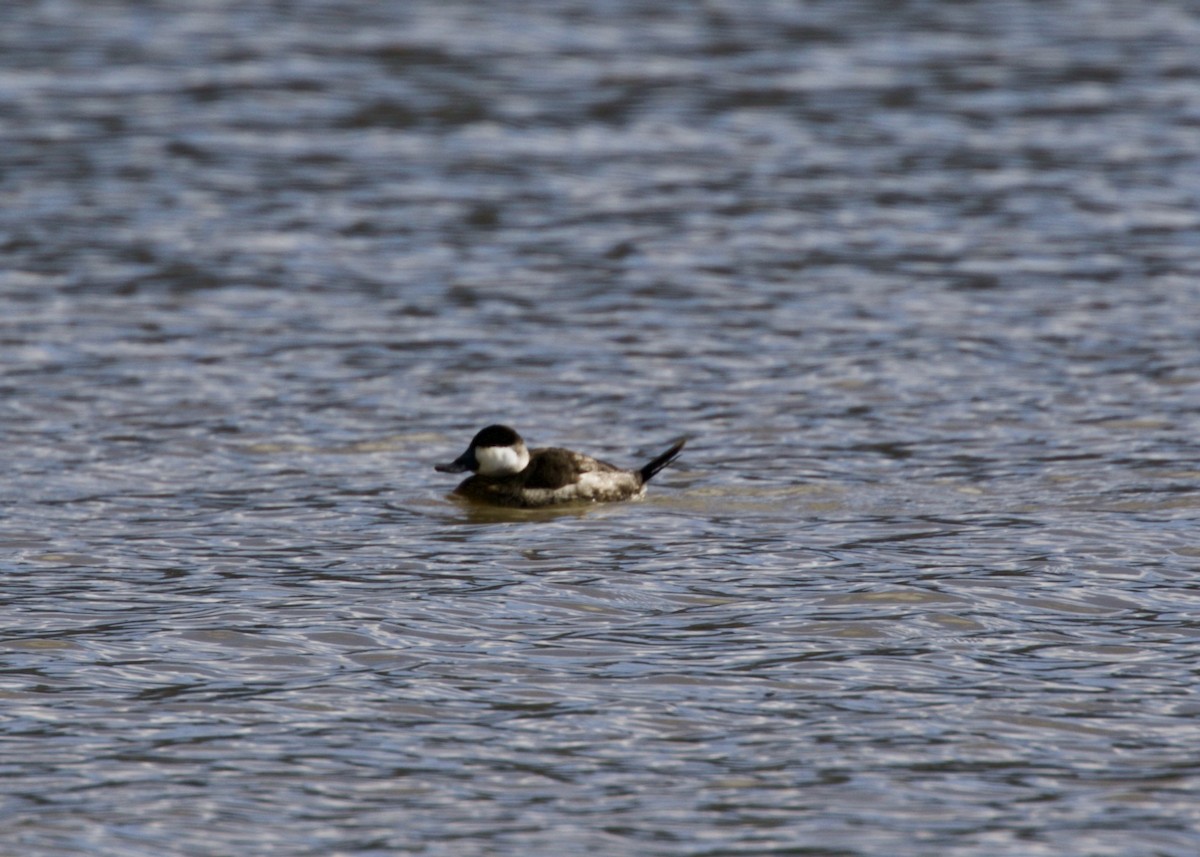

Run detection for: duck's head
[[435, 424, 531, 476]]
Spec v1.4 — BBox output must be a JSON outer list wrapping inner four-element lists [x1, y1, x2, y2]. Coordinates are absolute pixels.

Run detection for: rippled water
[[4, 1, 1200, 855]]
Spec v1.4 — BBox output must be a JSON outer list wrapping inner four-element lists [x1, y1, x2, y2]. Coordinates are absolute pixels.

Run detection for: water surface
[[3, 1, 1200, 855]]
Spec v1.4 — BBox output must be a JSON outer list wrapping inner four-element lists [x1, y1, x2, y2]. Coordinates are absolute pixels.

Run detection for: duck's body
[[435, 425, 685, 508]]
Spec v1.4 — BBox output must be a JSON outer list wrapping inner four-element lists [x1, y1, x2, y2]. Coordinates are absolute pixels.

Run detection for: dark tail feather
[[639, 437, 687, 484]]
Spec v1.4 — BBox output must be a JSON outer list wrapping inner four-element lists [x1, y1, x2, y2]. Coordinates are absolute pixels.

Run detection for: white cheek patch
[[475, 444, 530, 476]]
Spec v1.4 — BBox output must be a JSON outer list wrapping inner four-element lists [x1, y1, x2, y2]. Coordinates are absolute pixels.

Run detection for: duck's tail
[[639, 437, 687, 484]]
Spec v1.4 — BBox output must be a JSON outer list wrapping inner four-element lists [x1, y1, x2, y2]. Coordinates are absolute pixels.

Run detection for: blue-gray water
[[3, 1, 1200, 855]]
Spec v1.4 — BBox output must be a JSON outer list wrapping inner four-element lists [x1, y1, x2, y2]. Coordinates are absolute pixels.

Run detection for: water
[[3, 1, 1200, 854]]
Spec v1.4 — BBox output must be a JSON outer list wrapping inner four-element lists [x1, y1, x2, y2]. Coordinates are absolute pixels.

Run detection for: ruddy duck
[[435, 425, 686, 508]]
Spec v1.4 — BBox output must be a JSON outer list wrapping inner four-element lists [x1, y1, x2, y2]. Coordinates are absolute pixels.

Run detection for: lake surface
[[3, 1, 1200, 855]]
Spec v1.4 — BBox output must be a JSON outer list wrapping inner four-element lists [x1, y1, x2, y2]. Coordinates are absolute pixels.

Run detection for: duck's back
[[522, 447, 620, 489], [452, 447, 640, 507]]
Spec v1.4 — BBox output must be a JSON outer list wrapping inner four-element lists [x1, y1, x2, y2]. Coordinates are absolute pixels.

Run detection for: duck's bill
[[435, 459, 469, 473]]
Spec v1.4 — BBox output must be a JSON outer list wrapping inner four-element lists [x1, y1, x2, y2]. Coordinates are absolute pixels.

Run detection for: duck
[[435, 424, 685, 508]]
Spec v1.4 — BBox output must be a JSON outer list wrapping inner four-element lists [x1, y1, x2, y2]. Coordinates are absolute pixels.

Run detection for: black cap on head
[[470, 425, 522, 448]]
